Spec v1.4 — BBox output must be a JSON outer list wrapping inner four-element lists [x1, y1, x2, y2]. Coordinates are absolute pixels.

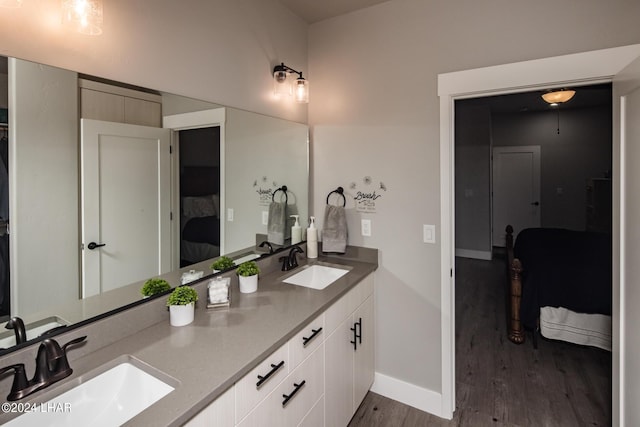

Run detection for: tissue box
[[207, 277, 230, 309], [181, 269, 204, 285]]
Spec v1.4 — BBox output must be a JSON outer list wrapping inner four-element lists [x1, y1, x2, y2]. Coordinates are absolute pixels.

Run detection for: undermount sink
[[282, 263, 351, 290], [0, 316, 68, 349], [6, 357, 175, 427]]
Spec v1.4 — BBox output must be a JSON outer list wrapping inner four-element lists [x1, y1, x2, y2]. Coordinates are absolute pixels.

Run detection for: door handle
[[531, 202, 540, 206], [87, 242, 106, 250]]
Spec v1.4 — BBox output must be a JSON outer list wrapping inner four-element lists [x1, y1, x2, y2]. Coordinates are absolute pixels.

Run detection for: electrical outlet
[[262, 211, 269, 225], [361, 219, 372, 237], [423, 224, 436, 244], [227, 208, 234, 222]]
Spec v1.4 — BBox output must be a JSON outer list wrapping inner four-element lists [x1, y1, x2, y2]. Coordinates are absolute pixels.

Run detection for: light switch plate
[[227, 208, 234, 222], [361, 219, 372, 237], [262, 211, 269, 225], [423, 224, 436, 244]]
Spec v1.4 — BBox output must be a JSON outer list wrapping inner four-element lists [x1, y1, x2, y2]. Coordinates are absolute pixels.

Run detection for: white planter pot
[[239, 275, 258, 293], [169, 303, 195, 327]]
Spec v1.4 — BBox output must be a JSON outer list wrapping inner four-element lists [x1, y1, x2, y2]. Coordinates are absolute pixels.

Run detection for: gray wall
[[455, 104, 492, 256], [493, 105, 612, 230], [309, 0, 640, 399]]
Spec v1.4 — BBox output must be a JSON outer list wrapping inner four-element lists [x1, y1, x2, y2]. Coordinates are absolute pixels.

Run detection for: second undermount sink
[[5, 357, 175, 427], [283, 263, 351, 290]]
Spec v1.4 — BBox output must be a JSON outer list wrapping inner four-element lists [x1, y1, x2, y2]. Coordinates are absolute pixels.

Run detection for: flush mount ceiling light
[[62, 0, 103, 36], [541, 89, 576, 106], [0, 0, 22, 8], [273, 62, 309, 104]]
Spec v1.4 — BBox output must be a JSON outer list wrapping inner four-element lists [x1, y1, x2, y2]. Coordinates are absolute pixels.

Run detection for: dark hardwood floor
[[349, 256, 611, 427]]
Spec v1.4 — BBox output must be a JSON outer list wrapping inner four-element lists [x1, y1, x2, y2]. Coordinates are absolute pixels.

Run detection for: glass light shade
[[541, 90, 575, 104], [273, 72, 291, 99], [294, 78, 309, 103], [0, 0, 22, 8], [62, 0, 103, 36]]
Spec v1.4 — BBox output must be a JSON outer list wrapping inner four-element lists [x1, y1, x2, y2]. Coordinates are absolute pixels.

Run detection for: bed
[[505, 225, 612, 350], [180, 166, 220, 266]]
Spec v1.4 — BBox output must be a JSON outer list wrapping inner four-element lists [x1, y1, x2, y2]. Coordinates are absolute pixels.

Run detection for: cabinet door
[[183, 385, 234, 427], [324, 316, 355, 427], [353, 295, 375, 409]]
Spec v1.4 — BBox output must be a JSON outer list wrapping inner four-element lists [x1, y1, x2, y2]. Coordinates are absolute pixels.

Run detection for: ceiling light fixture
[[62, 0, 103, 36], [273, 62, 309, 104], [541, 89, 576, 135]]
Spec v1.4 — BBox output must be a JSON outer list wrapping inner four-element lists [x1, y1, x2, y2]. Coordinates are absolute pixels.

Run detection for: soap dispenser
[[291, 215, 302, 244], [307, 216, 318, 258]]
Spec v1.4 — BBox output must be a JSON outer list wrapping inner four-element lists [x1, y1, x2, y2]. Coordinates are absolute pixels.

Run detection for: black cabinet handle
[[256, 360, 285, 388], [357, 317, 362, 344], [302, 327, 323, 347], [282, 380, 306, 407], [87, 242, 106, 250], [350, 324, 358, 350]]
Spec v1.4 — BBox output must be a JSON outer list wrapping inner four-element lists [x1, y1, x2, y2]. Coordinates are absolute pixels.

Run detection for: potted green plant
[[166, 285, 199, 326], [140, 278, 171, 298], [210, 256, 235, 273], [236, 260, 260, 293]]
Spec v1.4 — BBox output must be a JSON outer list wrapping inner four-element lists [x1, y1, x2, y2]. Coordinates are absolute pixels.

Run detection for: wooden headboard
[[180, 166, 220, 196]]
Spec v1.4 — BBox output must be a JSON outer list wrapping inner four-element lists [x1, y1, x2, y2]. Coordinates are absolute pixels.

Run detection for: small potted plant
[[211, 256, 235, 273], [236, 260, 260, 294], [140, 278, 171, 298], [166, 285, 199, 327]]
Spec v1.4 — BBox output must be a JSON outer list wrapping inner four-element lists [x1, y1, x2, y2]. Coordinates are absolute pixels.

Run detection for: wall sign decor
[[349, 176, 387, 213], [253, 176, 279, 206]]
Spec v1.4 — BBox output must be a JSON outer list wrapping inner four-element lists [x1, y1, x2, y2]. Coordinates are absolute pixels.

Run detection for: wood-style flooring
[[348, 256, 611, 427]]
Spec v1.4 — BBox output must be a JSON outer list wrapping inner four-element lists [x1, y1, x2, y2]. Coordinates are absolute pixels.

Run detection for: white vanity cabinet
[[325, 274, 375, 427], [184, 272, 374, 427]]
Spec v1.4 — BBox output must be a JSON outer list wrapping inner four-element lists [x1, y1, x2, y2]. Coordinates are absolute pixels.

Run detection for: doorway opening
[[178, 126, 222, 268]]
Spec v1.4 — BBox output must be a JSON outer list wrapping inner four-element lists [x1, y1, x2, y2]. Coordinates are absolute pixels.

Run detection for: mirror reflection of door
[[178, 127, 221, 268], [80, 119, 171, 298]]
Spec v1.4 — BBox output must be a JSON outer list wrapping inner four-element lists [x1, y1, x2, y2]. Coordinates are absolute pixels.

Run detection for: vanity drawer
[[237, 343, 324, 427], [289, 313, 325, 370], [235, 342, 290, 423]]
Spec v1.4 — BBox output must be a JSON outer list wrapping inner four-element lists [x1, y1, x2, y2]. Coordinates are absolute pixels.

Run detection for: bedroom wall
[[455, 104, 492, 258], [308, 0, 640, 412], [493, 105, 612, 231]]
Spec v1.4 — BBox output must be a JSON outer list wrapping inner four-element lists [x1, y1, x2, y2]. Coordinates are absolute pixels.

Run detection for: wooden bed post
[[505, 225, 525, 344]]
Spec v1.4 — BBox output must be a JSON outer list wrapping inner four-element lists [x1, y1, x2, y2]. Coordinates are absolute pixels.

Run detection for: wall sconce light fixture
[[62, 0, 103, 35], [273, 63, 309, 104], [0, 0, 22, 8]]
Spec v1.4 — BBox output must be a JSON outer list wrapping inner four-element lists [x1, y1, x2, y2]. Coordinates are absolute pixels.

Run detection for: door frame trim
[[438, 44, 640, 420]]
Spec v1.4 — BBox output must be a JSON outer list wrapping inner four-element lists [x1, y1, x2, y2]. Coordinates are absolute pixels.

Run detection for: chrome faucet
[[280, 245, 304, 271], [5, 317, 27, 345], [0, 335, 86, 401]]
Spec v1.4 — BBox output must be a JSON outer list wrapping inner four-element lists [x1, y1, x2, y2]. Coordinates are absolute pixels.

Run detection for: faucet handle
[[56, 336, 87, 374], [0, 363, 29, 401]]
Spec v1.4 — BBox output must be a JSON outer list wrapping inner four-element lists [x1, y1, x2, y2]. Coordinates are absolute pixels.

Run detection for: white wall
[[308, 0, 640, 413], [0, 0, 308, 123], [10, 59, 79, 316]]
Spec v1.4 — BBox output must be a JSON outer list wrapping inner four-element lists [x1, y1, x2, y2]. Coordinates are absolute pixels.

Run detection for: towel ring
[[272, 185, 288, 204], [326, 187, 346, 207]]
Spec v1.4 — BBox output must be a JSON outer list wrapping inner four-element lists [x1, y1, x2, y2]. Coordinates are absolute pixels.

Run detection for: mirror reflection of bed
[[179, 127, 221, 268]]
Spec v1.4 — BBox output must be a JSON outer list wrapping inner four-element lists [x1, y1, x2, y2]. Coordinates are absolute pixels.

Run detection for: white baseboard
[[455, 248, 492, 260], [370, 372, 448, 419]]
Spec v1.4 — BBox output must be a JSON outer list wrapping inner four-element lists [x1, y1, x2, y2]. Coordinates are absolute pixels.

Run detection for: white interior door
[[81, 119, 171, 298], [492, 146, 541, 246], [615, 55, 640, 427]]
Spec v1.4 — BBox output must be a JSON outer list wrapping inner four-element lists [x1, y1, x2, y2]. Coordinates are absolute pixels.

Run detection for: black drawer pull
[[302, 327, 323, 347], [256, 360, 285, 388], [350, 324, 358, 351], [282, 380, 306, 407]]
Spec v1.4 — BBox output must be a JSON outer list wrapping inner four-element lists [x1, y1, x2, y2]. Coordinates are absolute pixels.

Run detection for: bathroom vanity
[[0, 246, 377, 426]]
